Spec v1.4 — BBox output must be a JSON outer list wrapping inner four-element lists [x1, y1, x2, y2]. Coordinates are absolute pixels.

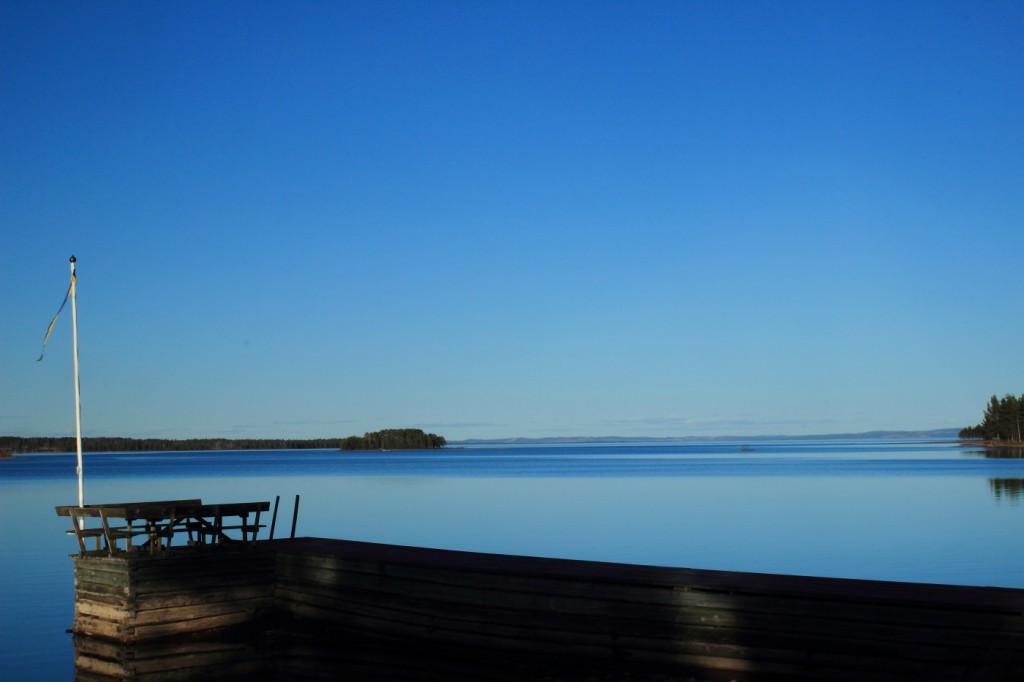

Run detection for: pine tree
[[961, 394, 1024, 442]]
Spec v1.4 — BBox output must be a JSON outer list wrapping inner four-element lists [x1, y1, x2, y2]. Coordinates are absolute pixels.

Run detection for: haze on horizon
[[2, 2, 1022, 442]]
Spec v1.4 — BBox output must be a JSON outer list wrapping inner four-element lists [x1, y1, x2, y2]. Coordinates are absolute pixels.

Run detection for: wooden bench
[[183, 502, 269, 546], [56, 499, 269, 555], [57, 499, 203, 554]]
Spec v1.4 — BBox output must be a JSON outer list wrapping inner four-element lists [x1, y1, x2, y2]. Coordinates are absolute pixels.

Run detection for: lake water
[[1, 439, 1022, 680]]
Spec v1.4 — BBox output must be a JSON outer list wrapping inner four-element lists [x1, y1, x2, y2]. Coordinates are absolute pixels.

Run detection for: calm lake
[[1, 438, 1022, 680]]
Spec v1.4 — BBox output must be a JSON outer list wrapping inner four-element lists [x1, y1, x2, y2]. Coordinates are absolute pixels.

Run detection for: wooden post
[[269, 496, 280, 540], [290, 495, 300, 539]]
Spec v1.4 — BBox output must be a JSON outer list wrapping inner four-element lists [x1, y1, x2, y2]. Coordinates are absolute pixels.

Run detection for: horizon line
[[449, 427, 962, 444]]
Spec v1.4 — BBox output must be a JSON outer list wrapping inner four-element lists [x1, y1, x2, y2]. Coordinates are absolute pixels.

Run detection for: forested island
[[1, 430, 447, 455], [340, 429, 446, 451], [0, 436, 338, 455], [960, 393, 1024, 443]]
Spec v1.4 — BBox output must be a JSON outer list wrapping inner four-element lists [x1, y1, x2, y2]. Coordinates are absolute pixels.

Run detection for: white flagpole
[[69, 255, 84, 508]]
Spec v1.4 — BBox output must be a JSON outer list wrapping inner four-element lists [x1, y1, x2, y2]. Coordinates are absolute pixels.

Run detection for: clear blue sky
[[2, 1, 1022, 441]]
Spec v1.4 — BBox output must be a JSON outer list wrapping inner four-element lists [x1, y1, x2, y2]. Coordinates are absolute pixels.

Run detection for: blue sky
[[2, 1, 1022, 440]]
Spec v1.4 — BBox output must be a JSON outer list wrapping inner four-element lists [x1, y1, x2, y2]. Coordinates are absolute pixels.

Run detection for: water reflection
[[974, 447, 1024, 459], [990, 479, 1024, 503], [73, 628, 673, 681], [74, 631, 270, 681]]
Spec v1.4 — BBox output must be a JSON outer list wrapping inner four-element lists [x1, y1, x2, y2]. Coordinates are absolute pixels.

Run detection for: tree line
[[340, 429, 446, 451], [960, 394, 1024, 443], [0, 436, 339, 454]]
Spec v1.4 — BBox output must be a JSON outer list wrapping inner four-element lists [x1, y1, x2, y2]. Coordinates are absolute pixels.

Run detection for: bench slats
[[56, 500, 270, 555]]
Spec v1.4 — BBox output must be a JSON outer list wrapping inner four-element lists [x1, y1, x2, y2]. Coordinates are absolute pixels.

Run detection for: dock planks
[[69, 537, 1024, 680]]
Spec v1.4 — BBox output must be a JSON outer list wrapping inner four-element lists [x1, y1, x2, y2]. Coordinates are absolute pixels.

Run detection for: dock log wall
[[72, 548, 275, 643], [71, 537, 1024, 680]]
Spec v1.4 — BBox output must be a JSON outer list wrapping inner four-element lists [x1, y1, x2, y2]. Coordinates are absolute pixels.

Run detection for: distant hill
[[0, 436, 339, 454], [451, 428, 961, 446]]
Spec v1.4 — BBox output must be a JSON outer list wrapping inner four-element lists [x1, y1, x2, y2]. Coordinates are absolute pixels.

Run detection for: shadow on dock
[[67, 537, 1024, 681], [74, 622, 712, 681]]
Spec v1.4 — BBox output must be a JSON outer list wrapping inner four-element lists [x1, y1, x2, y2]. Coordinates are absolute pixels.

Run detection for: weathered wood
[[57, 499, 205, 516], [275, 585, 989, 680], [70, 545, 275, 648], [128, 611, 259, 641], [57, 500, 269, 557], [267, 538, 1024, 680], [74, 614, 125, 641], [270, 566, 1024, 667], [273, 577, 1021, 661], [73, 633, 269, 681], [273, 556, 1024, 635], [134, 585, 274, 611], [67, 535, 1024, 680]]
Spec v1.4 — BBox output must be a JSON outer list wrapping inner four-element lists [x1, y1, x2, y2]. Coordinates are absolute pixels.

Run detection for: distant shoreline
[[0, 437, 338, 456], [1, 428, 973, 456], [451, 428, 961, 446]]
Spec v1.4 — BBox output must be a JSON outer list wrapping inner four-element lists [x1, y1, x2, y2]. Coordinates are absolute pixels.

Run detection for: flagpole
[[69, 255, 84, 508]]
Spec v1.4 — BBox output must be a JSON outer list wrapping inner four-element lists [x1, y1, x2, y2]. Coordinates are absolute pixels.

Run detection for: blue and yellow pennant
[[37, 268, 76, 362]]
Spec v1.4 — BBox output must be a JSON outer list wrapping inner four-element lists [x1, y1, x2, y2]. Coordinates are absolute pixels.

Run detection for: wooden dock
[[60, 503, 1024, 680]]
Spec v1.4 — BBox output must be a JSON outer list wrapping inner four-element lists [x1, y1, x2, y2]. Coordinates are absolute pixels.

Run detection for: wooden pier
[[59, 502, 1024, 680]]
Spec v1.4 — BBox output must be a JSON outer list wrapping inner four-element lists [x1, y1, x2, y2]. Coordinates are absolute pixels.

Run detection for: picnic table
[[55, 499, 270, 555]]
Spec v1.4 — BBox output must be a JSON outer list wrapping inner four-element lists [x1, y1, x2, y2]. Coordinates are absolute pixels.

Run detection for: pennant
[[37, 274, 75, 362]]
